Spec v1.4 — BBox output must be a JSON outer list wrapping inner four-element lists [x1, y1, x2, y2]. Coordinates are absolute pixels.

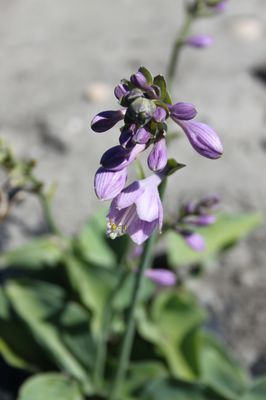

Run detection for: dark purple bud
[[130, 71, 148, 89], [145, 268, 177, 287], [178, 120, 223, 159], [114, 83, 128, 100], [181, 231, 205, 252], [119, 125, 136, 148], [100, 145, 129, 170], [91, 110, 125, 133], [133, 127, 151, 144], [185, 35, 214, 49], [94, 167, 127, 201], [198, 194, 220, 210], [169, 102, 197, 121], [153, 107, 167, 123], [148, 137, 168, 172]]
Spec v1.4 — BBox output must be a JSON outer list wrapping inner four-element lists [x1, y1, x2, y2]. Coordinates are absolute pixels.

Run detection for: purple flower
[[145, 268, 177, 287], [114, 83, 129, 101], [169, 102, 197, 121], [91, 110, 125, 133], [214, 0, 228, 12], [130, 71, 149, 90], [94, 167, 127, 201], [119, 124, 136, 148], [183, 214, 216, 226], [107, 174, 163, 244], [181, 231, 205, 252], [185, 35, 214, 49], [133, 127, 151, 144], [177, 120, 223, 159], [101, 143, 145, 171], [153, 107, 167, 123], [148, 137, 168, 172]]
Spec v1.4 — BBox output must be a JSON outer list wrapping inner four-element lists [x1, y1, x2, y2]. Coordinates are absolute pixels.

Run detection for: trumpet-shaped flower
[[107, 174, 163, 244]]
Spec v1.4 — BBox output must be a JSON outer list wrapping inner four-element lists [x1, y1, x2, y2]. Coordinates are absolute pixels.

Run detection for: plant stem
[[109, 181, 167, 400], [166, 11, 195, 86], [94, 268, 129, 391]]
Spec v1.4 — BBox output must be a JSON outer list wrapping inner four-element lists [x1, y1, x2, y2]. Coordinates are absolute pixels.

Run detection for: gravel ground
[[0, 0, 266, 375]]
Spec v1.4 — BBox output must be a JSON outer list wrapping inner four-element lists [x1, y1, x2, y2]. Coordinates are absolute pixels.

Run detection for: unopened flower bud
[[169, 102, 197, 121], [91, 110, 124, 133], [148, 137, 168, 172], [178, 120, 223, 159], [100, 145, 129, 170], [185, 34, 214, 49], [130, 71, 149, 89], [133, 127, 151, 144], [114, 83, 129, 101], [153, 107, 167, 123], [184, 214, 216, 226], [145, 268, 177, 287], [126, 97, 156, 125], [94, 167, 127, 201], [119, 125, 135, 148], [181, 231, 205, 252]]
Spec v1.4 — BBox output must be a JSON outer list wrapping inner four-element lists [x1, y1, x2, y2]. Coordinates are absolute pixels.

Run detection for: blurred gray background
[[0, 0, 266, 374]]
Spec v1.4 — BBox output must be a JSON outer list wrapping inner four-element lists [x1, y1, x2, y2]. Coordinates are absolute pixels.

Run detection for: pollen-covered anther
[[107, 219, 127, 240]]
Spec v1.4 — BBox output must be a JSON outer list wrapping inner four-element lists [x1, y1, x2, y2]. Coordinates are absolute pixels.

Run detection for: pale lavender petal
[[169, 102, 197, 121], [133, 127, 151, 144], [153, 107, 167, 123], [136, 187, 160, 222], [128, 218, 158, 245], [116, 181, 144, 209], [148, 138, 168, 172], [186, 34, 214, 49], [94, 167, 127, 201], [178, 120, 223, 159], [145, 269, 177, 287], [91, 110, 124, 133], [182, 231, 205, 252]]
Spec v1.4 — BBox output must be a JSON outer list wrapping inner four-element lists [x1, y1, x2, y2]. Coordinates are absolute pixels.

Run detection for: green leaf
[[167, 213, 261, 267], [140, 378, 228, 400], [18, 373, 84, 400], [199, 333, 248, 399], [0, 285, 52, 371], [5, 280, 92, 388], [139, 66, 153, 85], [65, 256, 115, 334], [137, 289, 206, 380], [241, 378, 266, 400], [153, 75, 172, 104], [75, 210, 117, 269], [0, 236, 65, 270]]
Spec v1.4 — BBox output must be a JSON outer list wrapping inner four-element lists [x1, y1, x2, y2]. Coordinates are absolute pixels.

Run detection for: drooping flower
[[107, 174, 163, 244], [185, 34, 214, 49], [94, 167, 127, 201], [176, 120, 223, 159], [145, 268, 177, 287]]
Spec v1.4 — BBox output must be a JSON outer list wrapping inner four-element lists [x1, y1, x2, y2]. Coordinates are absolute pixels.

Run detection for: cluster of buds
[[91, 67, 223, 244], [173, 194, 220, 251]]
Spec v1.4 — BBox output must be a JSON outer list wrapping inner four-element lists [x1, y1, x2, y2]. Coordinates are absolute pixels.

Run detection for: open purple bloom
[[177, 120, 223, 159], [148, 137, 168, 172], [169, 102, 197, 121], [101, 143, 145, 171], [91, 110, 125, 133], [94, 167, 127, 201], [107, 174, 163, 244], [145, 268, 177, 287], [185, 34, 214, 49]]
